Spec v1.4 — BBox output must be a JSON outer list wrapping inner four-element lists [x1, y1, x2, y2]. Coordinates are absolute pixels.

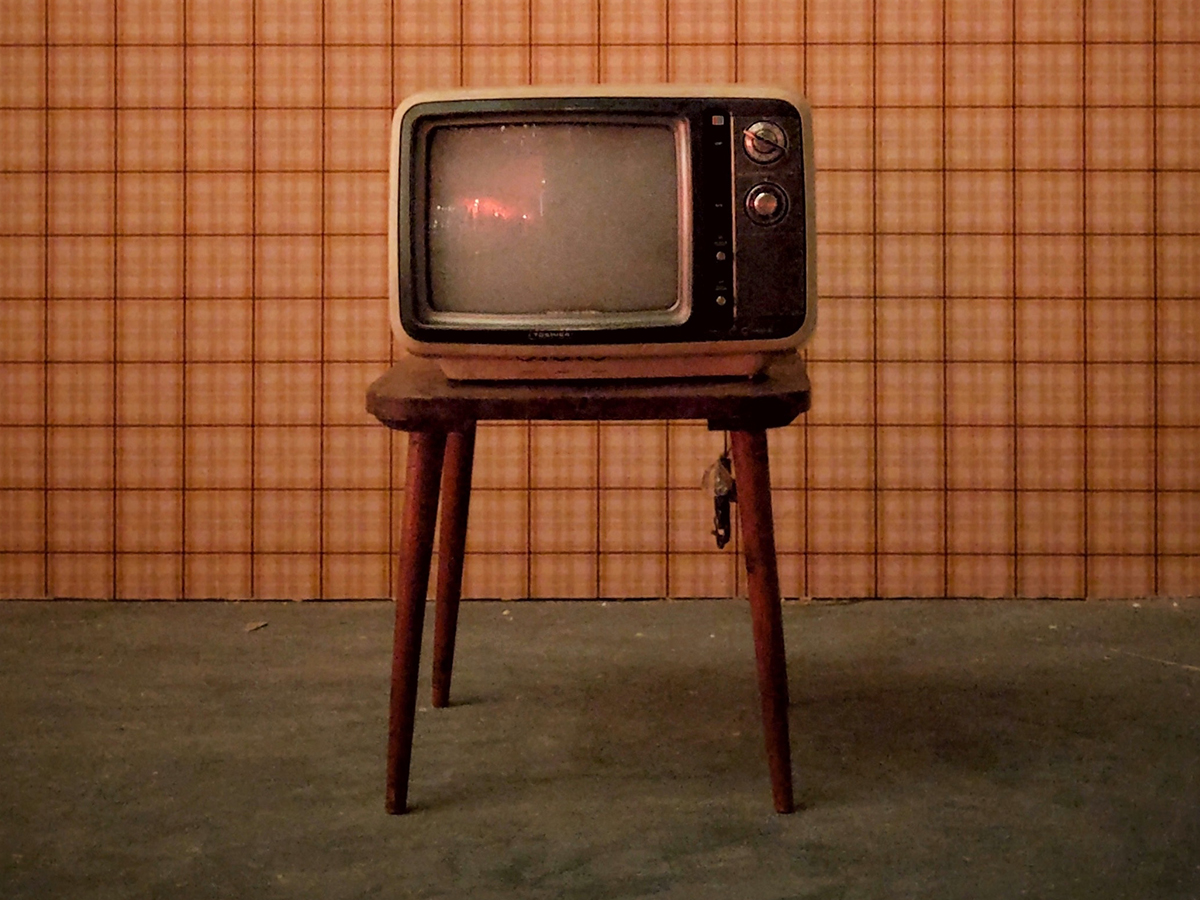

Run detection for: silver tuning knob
[[745, 183, 789, 225], [742, 121, 787, 164]]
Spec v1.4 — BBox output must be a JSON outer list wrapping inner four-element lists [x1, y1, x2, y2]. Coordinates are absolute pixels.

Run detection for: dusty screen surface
[[426, 122, 680, 317]]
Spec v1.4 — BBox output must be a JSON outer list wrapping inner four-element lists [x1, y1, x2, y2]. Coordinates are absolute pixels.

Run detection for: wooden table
[[366, 353, 812, 814]]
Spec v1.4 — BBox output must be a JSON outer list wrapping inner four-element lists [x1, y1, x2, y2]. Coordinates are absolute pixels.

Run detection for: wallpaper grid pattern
[[0, 0, 1198, 599]]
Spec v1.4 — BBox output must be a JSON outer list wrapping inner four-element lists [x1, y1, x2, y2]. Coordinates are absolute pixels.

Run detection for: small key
[[702, 453, 737, 549]]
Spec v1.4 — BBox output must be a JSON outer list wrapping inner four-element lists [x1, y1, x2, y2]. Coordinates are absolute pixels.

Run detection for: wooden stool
[[366, 354, 812, 814]]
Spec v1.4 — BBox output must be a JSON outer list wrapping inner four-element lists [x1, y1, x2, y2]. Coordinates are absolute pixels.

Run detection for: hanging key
[[702, 453, 737, 549]]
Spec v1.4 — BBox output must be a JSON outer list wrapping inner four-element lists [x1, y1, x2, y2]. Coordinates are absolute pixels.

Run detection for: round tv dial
[[742, 121, 788, 164], [745, 183, 789, 226]]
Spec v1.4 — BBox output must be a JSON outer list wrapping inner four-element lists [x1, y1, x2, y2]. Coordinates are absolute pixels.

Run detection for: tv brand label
[[529, 330, 572, 341]]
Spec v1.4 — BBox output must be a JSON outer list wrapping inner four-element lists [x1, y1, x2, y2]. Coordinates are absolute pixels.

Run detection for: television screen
[[425, 120, 685, 321]]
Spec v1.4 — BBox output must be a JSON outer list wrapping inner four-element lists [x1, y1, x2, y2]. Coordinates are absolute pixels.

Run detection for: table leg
[[386, 429, 447, 814], [432, 426, 476, 708], [729, 428, 796, 814]]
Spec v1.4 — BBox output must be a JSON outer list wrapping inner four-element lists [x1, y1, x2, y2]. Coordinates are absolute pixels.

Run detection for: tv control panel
[[696, 98, 808, 340]]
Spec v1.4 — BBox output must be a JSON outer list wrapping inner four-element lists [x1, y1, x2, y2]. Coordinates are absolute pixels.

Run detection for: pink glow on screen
[[462, 196, 532, 222]]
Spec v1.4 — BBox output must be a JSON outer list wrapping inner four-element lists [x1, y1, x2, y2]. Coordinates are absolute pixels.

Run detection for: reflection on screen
[[427, 122, 680, 316]]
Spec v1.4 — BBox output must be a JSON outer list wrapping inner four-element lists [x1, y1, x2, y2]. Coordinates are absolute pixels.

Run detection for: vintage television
[[388, 85, 816, 380]]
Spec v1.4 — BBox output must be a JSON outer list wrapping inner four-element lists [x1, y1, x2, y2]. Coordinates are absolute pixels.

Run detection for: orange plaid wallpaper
[[0, 0, 1197, 600]]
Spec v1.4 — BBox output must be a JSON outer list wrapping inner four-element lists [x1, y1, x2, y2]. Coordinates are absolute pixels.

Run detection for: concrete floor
[[1, 598, 1198, 899]]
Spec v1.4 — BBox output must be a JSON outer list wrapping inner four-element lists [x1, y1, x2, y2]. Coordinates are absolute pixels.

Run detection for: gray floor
[[2, 598, 1198, 899]]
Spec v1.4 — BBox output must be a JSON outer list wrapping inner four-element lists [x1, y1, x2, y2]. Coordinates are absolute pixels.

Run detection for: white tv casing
[[388, 84, 816, 380]]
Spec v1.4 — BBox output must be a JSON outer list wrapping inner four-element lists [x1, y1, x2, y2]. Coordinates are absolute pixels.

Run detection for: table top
[[365, 354, 811, 432]]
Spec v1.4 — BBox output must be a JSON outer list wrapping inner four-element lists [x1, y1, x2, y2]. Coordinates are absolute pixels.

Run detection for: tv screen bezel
[[412, 112, 693, 333]]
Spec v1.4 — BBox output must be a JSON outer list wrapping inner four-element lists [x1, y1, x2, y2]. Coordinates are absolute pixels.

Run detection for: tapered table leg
[[386, 430, 447, 814], [431, 426, 476, 708], [730, 428, 795, 814]]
